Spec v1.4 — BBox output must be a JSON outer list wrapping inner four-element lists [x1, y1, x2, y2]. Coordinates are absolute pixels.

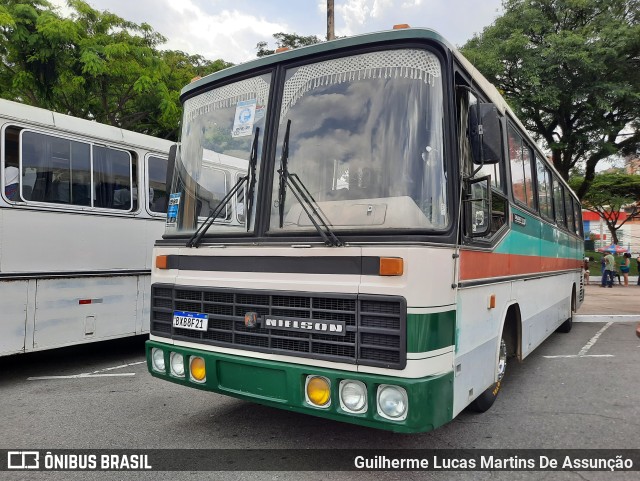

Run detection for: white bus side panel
[[0, 280, 29, 355], [453, 272, 577, 417], [33, 276, 139, 350], [1, 209, 156, 273], [516, 273, 576, 357], [453, 281, 511, 417]]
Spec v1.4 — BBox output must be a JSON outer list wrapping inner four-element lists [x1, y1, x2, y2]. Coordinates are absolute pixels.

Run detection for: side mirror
[[469, 103, 502, 165], [465, 175, 492, 237]]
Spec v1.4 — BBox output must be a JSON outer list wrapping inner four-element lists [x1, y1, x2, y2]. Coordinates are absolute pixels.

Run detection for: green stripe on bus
[[406, 311, 456, 353], [495, 209, 582, 260]]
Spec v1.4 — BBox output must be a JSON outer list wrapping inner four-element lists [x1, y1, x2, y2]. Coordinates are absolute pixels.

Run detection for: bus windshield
[[166, 73, 272, 235], [271, 49, 448, 233], [167, 48, 448, 238]]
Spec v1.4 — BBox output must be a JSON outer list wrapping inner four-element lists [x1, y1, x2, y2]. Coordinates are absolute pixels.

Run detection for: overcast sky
[[50, 0, 503, 64]]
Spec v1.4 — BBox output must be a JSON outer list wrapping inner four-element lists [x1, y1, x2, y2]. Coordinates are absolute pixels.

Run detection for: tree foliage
[[570, 172, 640, 243], [461, 0, 640, 199], [0, 0, 232, 139], [256, 32, 322, 57]]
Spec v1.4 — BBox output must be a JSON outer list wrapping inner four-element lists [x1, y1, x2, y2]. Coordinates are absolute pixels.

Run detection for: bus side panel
[[33, 276, 138, 350], [515, 273, 575, 358], [453, 282, 511, 417], [138, 274, 151, 334], [0, 280, 29, 355], [1, 210, 149, 273]]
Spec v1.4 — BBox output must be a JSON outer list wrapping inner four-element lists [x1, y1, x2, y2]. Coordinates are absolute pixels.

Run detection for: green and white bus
[[146, 27, 584, 433]]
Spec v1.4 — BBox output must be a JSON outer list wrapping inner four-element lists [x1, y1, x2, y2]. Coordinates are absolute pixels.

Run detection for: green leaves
[[461, 0, 640, 198], [0, 0, 232, 139]]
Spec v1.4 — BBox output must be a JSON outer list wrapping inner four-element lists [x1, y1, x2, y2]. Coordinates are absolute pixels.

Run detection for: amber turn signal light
[[379, 257, 403, 276], [393, 24, 411, 29], [155, 255, 168, 269]]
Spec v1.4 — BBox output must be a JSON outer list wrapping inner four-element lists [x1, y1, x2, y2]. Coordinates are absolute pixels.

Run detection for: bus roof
[[0, 98, 173, 153]]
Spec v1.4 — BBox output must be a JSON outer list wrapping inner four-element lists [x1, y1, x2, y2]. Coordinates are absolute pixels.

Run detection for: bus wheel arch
[[468, 304, 520, 413]]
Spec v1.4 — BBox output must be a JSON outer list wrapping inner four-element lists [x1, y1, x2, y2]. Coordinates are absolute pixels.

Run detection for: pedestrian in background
[[583, 256, 590, 284], [620, 253, 631, 287], [637, 253, 640, 286], [602, 252, 615, 288]]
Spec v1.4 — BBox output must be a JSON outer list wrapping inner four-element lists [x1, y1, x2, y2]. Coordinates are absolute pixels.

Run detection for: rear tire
[[469, 337, 507, 413]]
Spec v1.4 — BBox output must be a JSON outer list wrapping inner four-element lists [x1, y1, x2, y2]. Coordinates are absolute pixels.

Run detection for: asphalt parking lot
[[1, 292, 638, 481]]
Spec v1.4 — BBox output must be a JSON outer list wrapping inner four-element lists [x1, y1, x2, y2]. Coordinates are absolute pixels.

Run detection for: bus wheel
[[469, 337, 507, 413], [556, 289, 575, 333]]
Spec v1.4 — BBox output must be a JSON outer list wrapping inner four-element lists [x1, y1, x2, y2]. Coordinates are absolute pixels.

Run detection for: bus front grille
[[150, 284, 406, 370]]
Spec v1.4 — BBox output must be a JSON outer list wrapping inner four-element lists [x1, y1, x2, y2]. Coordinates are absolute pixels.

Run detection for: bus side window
[[148, 155, 169, 213]]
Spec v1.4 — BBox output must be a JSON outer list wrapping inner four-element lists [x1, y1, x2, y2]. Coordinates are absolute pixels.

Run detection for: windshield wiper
[[187, 128, 260, 248], [277, 120, 342, 247]]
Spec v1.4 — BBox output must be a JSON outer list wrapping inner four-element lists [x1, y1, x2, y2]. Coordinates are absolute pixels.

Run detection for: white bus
[[0, 99, 173, 356], [146, 27, 584, 433]]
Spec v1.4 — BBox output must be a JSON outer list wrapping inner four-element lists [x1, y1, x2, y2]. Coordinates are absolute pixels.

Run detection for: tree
[[461, 0, 640, 199], [570, 172, 640, 244], [256, 32, 322, 57], [0, 0, 232, 140]]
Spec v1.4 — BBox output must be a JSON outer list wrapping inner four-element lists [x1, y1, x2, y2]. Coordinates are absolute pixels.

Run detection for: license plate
[[172, 311, 208, 331]]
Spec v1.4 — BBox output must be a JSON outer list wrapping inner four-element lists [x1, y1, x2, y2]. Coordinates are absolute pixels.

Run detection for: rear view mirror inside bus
[[465, 175, 492, 237], [470, 103, 501, 165]]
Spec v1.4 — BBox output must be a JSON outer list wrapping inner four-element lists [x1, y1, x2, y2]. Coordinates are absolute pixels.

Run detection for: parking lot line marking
[[92, 361, 145, 374], [27, 373, 135, 381], [575, 315, 640, 323], [578, 321, 613, 356], [543, 354, 614, 359]]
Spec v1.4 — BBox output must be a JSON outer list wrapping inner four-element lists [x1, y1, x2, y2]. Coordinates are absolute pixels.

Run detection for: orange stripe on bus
[[459, 251, 582, 281]]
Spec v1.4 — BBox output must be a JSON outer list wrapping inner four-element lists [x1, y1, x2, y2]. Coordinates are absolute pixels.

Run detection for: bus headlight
[[377, 385, 408, 420], [151, 348, 165, 372], [170, 352, 185, 378], [189, 356, 206, 383], [305, 375, 331, 408], [339, 380, 367, 413]]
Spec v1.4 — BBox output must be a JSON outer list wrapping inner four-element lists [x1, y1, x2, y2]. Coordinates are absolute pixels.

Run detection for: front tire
[[469, 337, 507, 413]]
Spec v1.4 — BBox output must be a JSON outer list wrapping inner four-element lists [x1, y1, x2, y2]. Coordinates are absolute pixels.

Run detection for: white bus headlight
[[377, 385, 408, 420], [151, 348, 165, 372], [339, 380, 367, 413], [170, 352, 185, 378]]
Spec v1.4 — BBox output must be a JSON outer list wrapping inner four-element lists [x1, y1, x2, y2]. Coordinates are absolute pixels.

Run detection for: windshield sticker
[[232, 99, 257, 138], [254, 105, 265, 122], [166, 193, 181, 226]]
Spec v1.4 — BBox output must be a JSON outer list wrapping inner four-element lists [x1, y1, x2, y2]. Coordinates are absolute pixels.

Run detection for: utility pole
[[327, 0, 335, 40]]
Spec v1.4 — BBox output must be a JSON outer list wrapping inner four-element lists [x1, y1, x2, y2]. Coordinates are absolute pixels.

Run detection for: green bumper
[[146, 340, 453, 433]]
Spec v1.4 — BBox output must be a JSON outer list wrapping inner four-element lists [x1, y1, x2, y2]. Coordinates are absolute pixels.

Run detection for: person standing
[[619, 253, 631, 287], [603, 252, 615, 288]]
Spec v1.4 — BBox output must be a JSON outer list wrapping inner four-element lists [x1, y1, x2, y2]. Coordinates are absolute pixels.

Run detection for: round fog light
[[339, 380, 367, 413], [151, 348, 165, 372], [190, 356, 206, 382], [377, 385, 408, 420], [305, 376, 331, 407], [170, 352, 185, 378]]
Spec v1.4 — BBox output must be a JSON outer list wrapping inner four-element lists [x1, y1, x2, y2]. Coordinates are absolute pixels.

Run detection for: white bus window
[[564, 191, 575, 233], [553, 177, 566, 227], [20, 130, 91, 206], [148, 156, 168, 213], [508, 125, 535, 210], [536, 157, 553, 220], [93, 146, 132, 210]]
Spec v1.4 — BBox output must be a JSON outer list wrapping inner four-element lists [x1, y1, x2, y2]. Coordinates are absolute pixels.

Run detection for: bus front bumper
[[146, 340, 453, 433]]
